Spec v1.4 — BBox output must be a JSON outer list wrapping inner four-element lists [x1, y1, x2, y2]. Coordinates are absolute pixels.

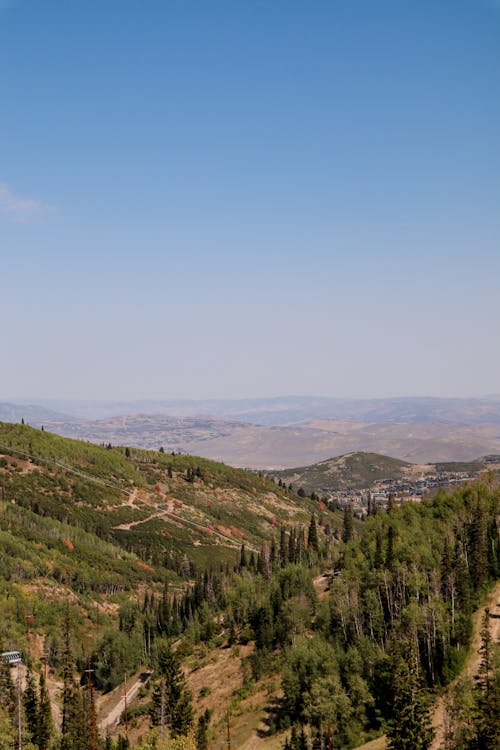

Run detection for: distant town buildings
[[325, 470, 475, 515]]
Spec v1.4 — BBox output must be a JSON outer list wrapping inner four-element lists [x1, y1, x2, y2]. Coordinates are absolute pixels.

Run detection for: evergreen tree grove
[[387, 638, 434, 750], [150, 641, 193, 737]]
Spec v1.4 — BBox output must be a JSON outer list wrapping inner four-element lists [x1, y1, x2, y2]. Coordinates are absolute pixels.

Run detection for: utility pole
[[84, 660, 98, 750], [17, 663, 23, 750], [226, 709, 231, 750]]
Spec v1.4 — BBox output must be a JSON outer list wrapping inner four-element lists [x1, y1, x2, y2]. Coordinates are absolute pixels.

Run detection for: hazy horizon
[[0, 392, 500, 403], [4, 393, 500, 406], [2, 1, 499, 400]]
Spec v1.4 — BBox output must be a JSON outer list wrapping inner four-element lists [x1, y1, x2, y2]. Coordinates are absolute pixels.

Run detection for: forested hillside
[[0, 423, 498, 749]]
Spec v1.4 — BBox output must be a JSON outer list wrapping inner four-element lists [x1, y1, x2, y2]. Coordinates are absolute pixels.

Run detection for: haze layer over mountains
[[2, 396, 500, 469]]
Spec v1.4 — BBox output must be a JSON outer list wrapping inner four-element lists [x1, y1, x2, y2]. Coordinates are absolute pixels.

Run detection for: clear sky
[[1, 0, 499, 400]]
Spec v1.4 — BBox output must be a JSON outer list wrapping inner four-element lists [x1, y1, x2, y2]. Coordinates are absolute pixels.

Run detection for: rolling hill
[[272, 452, 411, 493], [271, 450, 495, 495]]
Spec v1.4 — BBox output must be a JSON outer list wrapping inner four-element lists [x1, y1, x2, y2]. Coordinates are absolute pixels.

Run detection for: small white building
[[1, 650, 22, 665]]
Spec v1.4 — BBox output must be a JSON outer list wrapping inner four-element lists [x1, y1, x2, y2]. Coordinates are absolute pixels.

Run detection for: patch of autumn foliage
[[62, 539, 74, 551], [137, 560, 155, 572]]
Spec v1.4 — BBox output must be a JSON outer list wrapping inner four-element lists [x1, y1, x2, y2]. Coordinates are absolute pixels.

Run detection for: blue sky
[[1, 0, 499, 400]]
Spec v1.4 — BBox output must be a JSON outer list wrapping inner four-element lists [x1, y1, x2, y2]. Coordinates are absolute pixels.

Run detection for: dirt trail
[[97, 671, 151, 732], [312, 571, 332, 601], [112, 498, 246, 550], [354, 579, 500, 750], [113, 508, 172, 530]]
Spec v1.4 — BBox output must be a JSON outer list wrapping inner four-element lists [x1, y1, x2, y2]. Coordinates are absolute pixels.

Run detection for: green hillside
[[0, 421, 334, 654], [273, 451, 410, 493], [0, 423, 499, 750], [0, 421, 325, 569]]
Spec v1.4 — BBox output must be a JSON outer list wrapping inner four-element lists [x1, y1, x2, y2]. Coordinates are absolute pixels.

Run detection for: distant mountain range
[[0, 401, 76, 424], [3, 396, 500, 468], [6, 395, 500, 424]]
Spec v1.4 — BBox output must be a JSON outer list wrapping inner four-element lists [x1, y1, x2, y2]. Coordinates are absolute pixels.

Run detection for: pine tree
[[342, 504, 354, 544], [195, 709, 210, 750], [171, 689, 194, 737], [270, 536, 277, 569], [61, 603, 74, 737], [60, 682, 88, 750], [374, 529, 384, 569], [279, 527, 288, 568], [473, 609, 499, 749], [308, 514, 319, 553], [253, 603, 274, 651], [23, 668, 38, 741], [60, 606, 88, 750], [0, 704, 16, 750], [386, 525, 395, 571], [150, 641, 193, 737], [387, 638, 434, 750], [469, 498, 488, 591], [0, 660, 16, 718], [288, 528, 296, 564], [37, 672, 54, 750]]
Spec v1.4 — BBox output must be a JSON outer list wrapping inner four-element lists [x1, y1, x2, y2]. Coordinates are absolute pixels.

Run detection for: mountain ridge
[[5, 394, 500, 424]]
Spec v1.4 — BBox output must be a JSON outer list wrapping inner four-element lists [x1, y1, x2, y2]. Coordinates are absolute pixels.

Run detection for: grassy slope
[[0, 421, 325, 561], [0, 421, 335, 654]]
